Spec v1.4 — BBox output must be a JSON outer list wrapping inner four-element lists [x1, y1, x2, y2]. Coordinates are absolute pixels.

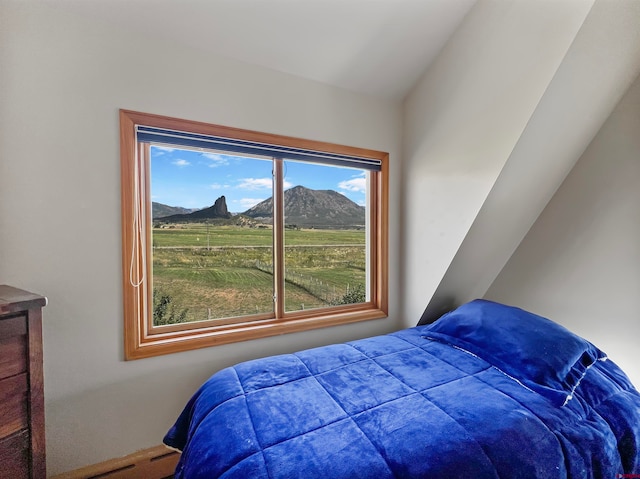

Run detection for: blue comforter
[[164, 300, 640, 478]]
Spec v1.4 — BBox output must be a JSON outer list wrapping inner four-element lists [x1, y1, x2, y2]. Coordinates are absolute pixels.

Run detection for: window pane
[[150, 145, 274, 325], [282, 160, 368, 313]]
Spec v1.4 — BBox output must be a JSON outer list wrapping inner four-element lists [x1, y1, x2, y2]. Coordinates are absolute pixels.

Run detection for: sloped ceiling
[[408, 0, 640, 323], [34, 0, 477, 101]]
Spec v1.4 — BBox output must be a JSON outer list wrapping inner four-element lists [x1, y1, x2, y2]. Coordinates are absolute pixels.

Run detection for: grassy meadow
[[152, 223, 366, 324]]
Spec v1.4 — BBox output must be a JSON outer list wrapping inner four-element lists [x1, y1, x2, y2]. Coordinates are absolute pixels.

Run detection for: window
[[120, 110, 388, 359]]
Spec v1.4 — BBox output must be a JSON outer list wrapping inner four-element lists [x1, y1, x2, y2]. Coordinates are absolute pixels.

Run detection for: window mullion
[[272, 158, 285, 319]]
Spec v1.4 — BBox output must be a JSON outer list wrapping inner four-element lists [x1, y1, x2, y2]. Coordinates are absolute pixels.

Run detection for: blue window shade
[[136, 125, 382, 171]]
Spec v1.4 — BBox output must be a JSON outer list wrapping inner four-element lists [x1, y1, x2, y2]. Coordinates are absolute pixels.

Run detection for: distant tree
[[153, 289, 189, 325]]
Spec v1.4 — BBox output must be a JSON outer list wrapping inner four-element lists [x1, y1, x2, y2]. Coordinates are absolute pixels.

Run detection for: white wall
[[0, 3, 402, 475], [401, 0, 594, 324], [423, 0, 640, 320], [486, 72, 640, 389]]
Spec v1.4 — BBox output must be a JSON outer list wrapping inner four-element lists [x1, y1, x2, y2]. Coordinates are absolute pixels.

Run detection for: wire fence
[[254, 260, 362, 306]]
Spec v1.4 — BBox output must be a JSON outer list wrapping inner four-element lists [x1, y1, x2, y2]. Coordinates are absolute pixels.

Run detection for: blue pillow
[[421, 299, 606, 406]]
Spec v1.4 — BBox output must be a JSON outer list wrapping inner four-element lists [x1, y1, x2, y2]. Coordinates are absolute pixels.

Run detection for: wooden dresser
[[0, 285, 47, 479]]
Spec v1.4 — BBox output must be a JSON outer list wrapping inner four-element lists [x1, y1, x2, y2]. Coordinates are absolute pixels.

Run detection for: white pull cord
[[129, 141, 147, 288]]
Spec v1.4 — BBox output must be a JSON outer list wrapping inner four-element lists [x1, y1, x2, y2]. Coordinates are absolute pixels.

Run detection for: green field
[[152, 223, 366, 325]]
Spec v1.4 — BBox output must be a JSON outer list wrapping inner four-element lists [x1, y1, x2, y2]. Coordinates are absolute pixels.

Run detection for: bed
[[163, 300, 640, 478]]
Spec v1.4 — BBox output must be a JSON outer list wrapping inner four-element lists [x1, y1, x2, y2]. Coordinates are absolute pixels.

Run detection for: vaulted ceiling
[[35, 0, 477, 101]]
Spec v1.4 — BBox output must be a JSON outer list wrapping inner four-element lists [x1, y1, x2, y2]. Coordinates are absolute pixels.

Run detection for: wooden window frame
[[120, 109, 388, 360]]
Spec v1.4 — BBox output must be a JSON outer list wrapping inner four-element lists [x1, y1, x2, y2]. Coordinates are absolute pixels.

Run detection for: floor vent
[[51, 445, 179, 479]]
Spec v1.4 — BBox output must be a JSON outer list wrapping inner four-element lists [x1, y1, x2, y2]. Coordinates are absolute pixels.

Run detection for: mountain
[[243, 185, 365, 228], [152, 202, 196, 219], [156, 196, 232, 221]]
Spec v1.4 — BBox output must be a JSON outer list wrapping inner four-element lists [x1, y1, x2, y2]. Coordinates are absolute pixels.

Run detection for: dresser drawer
[[0, 315, 28, 381], [0, 286, 46, 478], [0, 373, 29, 438], [0, 429, 30, 479]]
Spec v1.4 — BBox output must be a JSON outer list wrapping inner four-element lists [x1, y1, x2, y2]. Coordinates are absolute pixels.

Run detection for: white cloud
[[151, 146, 175, 154], [237, 177, 293, 190], [237, 177, 272, 190], [338, 176, 366, 193], [172, 159, 191, 167], [210, 183, 230, 190], [237, 198, 266, 209], [201, 152, 230, 167]]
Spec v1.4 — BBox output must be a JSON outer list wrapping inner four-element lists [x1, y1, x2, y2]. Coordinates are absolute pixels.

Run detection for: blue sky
[[150, 146, 367, 212]]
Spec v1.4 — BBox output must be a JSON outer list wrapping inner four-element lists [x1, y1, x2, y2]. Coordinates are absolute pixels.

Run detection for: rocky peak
[[155, 195, 231, 221]]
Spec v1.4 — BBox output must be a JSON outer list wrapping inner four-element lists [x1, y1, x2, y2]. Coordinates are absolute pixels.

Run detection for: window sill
[[126, 307, 388, 360]]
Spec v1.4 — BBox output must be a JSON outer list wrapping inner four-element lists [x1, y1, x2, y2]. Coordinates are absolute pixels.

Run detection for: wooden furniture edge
[[0, 284, 47, 315], [50, 444, 180, 479]]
